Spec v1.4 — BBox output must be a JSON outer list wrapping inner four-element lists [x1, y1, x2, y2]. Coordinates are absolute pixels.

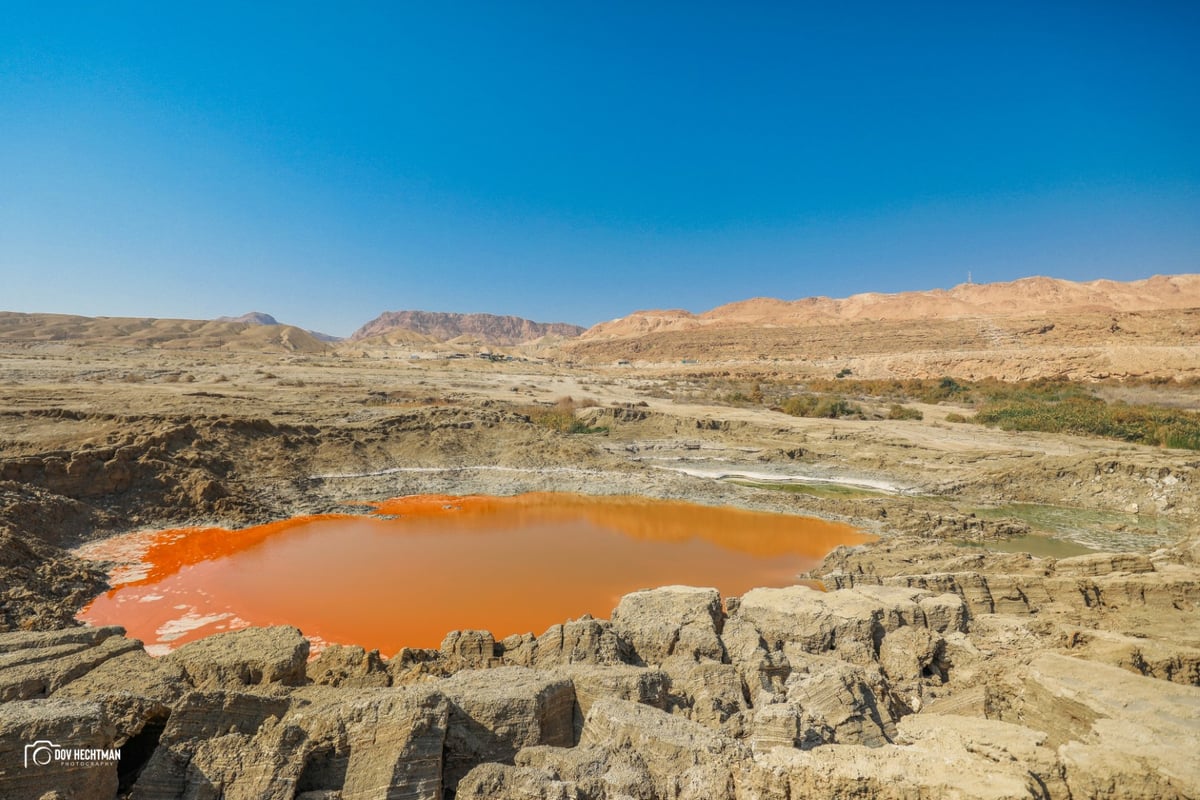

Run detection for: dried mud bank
[[2, 348, 1199, 798]]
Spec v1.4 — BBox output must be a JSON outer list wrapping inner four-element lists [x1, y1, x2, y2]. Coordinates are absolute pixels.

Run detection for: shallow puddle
[[76, 493, 872, 655]]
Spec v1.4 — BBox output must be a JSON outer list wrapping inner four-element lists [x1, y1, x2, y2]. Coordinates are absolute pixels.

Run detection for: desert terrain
[[1, 275, 1199, 799]]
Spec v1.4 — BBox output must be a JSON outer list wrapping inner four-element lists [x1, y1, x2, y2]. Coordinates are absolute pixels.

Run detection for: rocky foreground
[[2, 537, 1198, 799]]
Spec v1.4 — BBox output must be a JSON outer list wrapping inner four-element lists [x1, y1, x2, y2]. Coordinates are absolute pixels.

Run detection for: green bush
[[780, 395, 862, 419], [522, 397, 609, 434], [887, 404, 923, 421], [972, 396, 1200, 450]]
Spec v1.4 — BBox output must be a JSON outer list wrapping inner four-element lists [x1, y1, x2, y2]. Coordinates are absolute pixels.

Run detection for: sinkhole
[[77, 492, 873, 655]]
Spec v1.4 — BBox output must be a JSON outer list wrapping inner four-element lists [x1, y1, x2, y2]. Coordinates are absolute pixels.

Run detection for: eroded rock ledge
[[1, 537, 1198, 800]]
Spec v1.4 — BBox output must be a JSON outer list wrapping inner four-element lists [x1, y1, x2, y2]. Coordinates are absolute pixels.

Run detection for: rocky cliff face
[[350, 310, 585, 345], [2, 538, 1198, 800]]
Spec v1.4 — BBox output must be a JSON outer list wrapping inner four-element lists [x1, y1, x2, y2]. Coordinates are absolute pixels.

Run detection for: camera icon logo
[[24, 740, 59, 768]]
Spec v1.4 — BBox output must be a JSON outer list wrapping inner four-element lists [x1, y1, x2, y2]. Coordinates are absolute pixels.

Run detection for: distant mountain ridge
[[0, 312, 331, 353], [581, 274, 1200, 340], [351, 310, 585, 345], [214, 311, 340, 342], [215, 311, 280, 326]]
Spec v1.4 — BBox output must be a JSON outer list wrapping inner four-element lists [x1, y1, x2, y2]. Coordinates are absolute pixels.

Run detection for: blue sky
[[2, 2, 1198, 336]]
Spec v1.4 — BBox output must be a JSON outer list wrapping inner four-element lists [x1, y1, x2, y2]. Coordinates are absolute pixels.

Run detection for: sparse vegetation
[[973, 396, 1200, 450], [778, 395, 863, 419], [886, 404, 923, 421], [521, 396, 609, 434]]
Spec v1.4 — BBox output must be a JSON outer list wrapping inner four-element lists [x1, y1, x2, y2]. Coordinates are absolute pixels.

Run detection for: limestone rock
[[749, 735, 1049, 799], [52, 648, 187, 745], [516, 744, 656, 800], [306, 644, 390, 688], [579, 697, 746, 799], [750, 702, 802, 753], [455, 762, 578, 800], [0, 626, 142, 701], [0, 698, 119, 800], [440, 666, 575, 793], [720, 616, 790, 698], [1053, 552, 1154, 577], [784, 658, 895, 747], [734, 584, 927, 662], [162, 626, 309, 689], [1063, 627, 1200, 686], [989, 653, 1200, 796], [131, 686, 449, 800], [896, 714, 1068, 799], [878, 626, 947, 711], [611, 586, 725, 666], [879, 571, 1001, 615], [527, 616, 631, 667], [918, 592, 969, 633], [440, 629, 499, 670], [555, 663, 668, 738], [662, 657, 749, 734]]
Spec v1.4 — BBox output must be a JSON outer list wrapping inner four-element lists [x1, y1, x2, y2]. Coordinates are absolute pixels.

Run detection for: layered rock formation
[[565, 274, 1200, 380], [2, 539, 1198, 799], [350, 310, 585, 345]]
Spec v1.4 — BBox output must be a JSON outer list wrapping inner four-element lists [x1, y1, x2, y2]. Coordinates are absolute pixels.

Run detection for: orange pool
[[77, 493, 873, 655]]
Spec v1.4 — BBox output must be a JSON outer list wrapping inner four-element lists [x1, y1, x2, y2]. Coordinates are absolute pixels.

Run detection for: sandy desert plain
[[1, 274, 1199, 799]]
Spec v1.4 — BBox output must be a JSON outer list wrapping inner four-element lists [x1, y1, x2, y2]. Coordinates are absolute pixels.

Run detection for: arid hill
[[566, 274, 1200, 381], [214, 311, 280, 326], [352, 310, 585, 346], [583, 274, 1200, 339], [0, 312, 331, 354]]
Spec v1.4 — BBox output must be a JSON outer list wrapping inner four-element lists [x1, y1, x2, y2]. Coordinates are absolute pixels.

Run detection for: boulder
[[878, 626, 947, 711], [0, 626, 142, 701], [578, 697, 746, 799], [896, 714, 1068, 799], [439, 667, 575, 793], [454, 762, 578, 800], [662, 657, 749, 734], [719, 616, 790, 699], [611, 586, 725, 665], [440, 629, 499, 670], [162, 626, 309, 689], [747, 735, 1049, 799], [528, 616, 631, 667], [516, 744, 656, 800], [734, 584, 927, 662], [1063, 627, 1200, 686], [52, 648, 187, 743], [784, 658, 895, 747], [554, 663, 668, 739], [0, 698, 120, 800], [306, 644, 390, 688], [130, 686, 448, 800]]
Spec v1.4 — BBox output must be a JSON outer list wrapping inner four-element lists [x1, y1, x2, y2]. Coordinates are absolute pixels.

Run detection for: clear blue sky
[[2, 2, 1198, 336]]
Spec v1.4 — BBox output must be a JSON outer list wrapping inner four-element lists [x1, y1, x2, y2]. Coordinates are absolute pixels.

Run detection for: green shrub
[[780, 395, 862, 419], [887, 404, 923, 421], [971, 395, 1200, 450], [522, 396, 608, 434]]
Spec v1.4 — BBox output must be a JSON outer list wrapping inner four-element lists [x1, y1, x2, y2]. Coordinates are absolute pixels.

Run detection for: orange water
[[77, 493, 873, 655]]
